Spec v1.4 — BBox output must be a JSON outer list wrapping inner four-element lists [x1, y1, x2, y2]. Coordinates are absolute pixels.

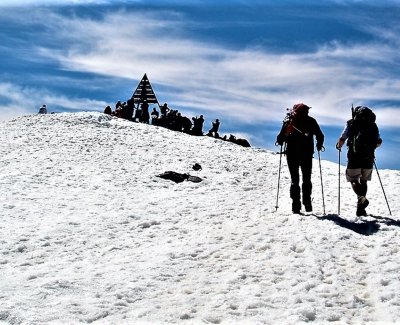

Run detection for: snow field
[[0, 112, 399, 324]]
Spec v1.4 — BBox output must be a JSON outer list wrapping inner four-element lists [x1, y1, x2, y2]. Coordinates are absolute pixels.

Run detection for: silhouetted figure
[[153, 115, 166, 127], [228, 135, 251, 147], [276, 103, 324, 214], [38, 104, 47, 114], [336, 106, 382, 216], [160, 103, 170, 117], [166, 109, 178, 130], [181, 116, 192, 133], [151, 107, 159, 125], [103, 105, 112, 115], [140, 102, 150, 124], [133, 106, 142, 122], [119, 102, 128, 119], [207, 119, 220, 137], [151, 108, 159, 118], [192, 115, 204, 136], [115, 101, 123, 118], [175, 113, 184, 131], [123, 99, 134, 120]]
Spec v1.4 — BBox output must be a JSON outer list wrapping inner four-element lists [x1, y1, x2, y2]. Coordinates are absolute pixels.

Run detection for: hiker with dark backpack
[[336, 106, 382, 216], [276, 103, 324, 214]]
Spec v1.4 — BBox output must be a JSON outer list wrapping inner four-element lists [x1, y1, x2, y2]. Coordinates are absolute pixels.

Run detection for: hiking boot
[[358, 196, 369, 210], [356, 207, 367, 217], [356, 196, 369, 217], [304, 203, 313, 212], [303, 197, 312, 212], [292, 201, 301, 214]]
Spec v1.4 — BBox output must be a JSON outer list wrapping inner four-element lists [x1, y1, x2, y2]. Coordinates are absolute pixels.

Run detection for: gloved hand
[[336, 138, 345, 150], [276, 135, 284, 146], [316, 143, 324, 152]]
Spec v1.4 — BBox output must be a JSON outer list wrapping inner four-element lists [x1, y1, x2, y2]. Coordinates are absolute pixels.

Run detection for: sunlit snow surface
[[0, 112, 399, 324]]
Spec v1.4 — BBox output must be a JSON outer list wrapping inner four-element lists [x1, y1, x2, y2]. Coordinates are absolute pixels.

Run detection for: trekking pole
[[338, 148, 341, 215], [318, 147, 326, 215], [275, 144, 283, 211], [374, 160, 392, 216]]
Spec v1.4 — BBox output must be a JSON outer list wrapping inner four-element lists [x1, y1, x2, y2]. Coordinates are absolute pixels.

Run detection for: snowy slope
[[0, 112, 399, 324]]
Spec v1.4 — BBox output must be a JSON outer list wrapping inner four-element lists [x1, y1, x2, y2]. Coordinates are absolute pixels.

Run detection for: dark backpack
[[347, 107, 379, 157], [354, 106, 376, 124]]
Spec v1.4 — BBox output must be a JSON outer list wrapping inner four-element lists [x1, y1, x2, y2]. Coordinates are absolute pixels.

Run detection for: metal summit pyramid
[[131, 73, 160, 107]]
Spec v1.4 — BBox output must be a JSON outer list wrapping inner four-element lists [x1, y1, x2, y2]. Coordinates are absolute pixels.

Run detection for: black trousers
[[286, 152, 313, 203]]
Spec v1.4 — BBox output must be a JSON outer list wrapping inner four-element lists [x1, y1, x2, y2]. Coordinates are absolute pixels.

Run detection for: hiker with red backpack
[[276, 103, 324, 214], [336, 106, 382, 217]]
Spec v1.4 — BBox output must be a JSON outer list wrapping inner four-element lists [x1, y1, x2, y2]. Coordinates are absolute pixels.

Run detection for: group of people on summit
[[104, 100, 220, 138], [276, 103, 382, 217]]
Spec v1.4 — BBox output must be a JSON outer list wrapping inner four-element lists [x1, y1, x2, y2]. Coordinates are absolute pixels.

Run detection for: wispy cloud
[[31, 10, 400, 127], [2, 6, 400, 129]]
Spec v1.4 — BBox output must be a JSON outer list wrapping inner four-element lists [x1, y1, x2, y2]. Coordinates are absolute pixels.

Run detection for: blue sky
[[1, 0, 400, 169]]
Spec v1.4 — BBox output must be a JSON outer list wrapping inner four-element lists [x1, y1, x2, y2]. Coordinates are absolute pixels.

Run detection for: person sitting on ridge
[[151, 107, 159, 119], [104, 105, 112, 115], [38, 104, 47, 114]]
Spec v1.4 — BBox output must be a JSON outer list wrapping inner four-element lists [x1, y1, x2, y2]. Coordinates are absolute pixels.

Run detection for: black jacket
[[277, 116, 324, 155]]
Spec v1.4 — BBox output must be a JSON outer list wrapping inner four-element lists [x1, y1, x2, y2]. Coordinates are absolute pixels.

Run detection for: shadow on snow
[[314, 214, 400, 236]]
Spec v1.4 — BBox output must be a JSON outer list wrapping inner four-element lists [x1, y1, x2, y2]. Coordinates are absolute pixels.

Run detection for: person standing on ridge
[[140, 101, 150, 124], [160, 103, 169, 117], [276, 103, 324, 214], [207, 118, 220, 137], [336, 106, 382, 216], [192, 115, 205, 136]]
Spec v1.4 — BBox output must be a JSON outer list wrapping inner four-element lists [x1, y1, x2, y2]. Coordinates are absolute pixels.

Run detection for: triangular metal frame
[[131, 73, 160, 107]]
